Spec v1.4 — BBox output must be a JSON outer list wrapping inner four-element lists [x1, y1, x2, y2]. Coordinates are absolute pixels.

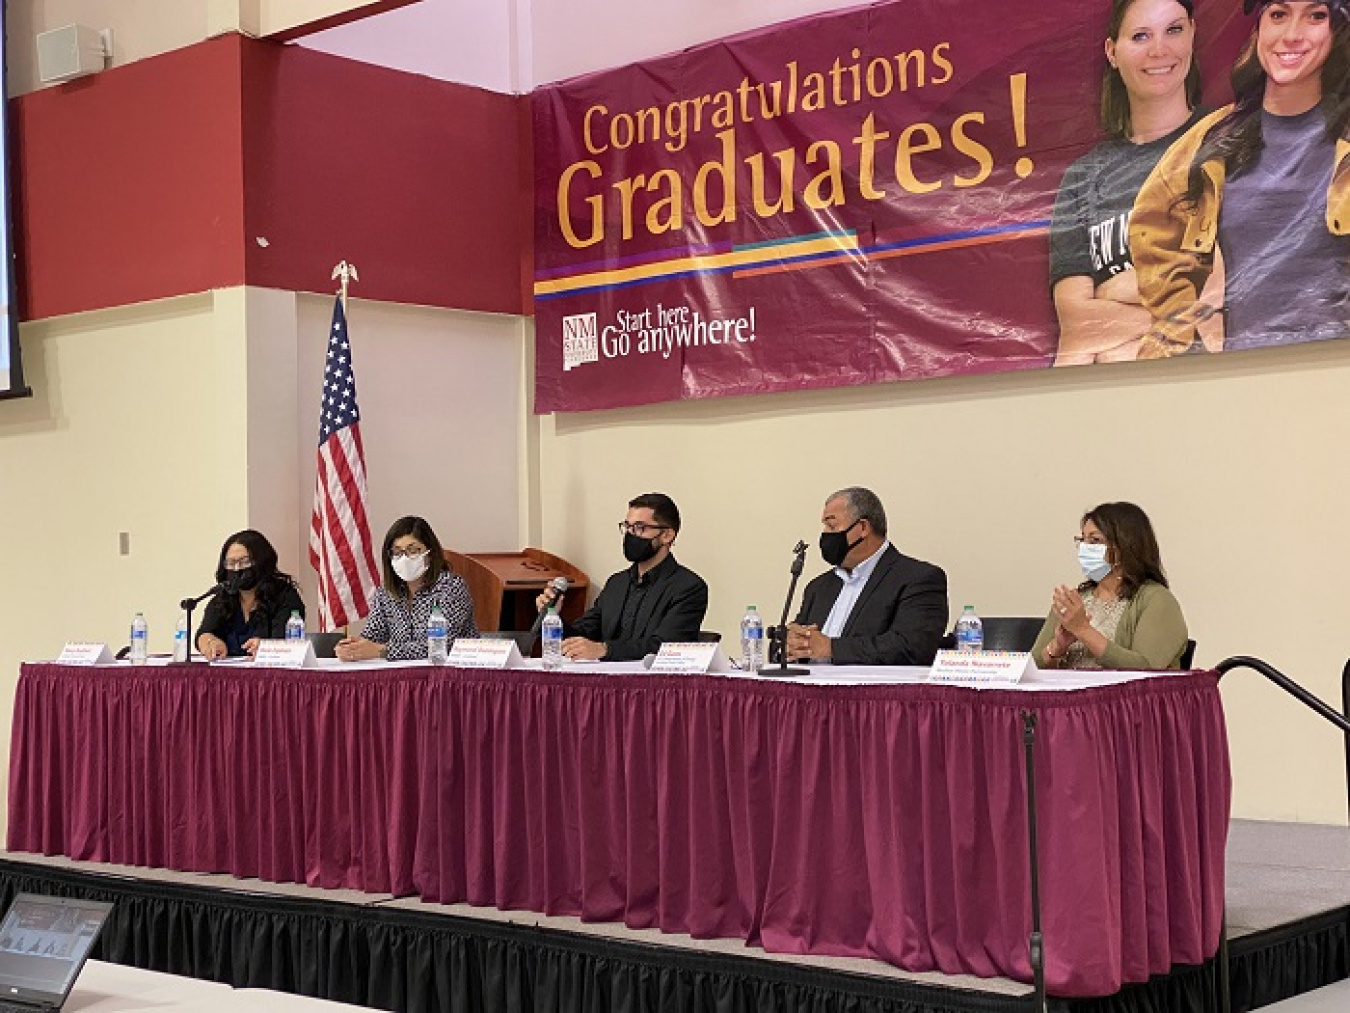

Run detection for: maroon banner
[[533, 0, 1261, 412]]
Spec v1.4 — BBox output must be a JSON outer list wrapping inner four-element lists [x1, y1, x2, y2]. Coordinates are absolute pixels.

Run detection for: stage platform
[[3, 819, 1348, 1013]]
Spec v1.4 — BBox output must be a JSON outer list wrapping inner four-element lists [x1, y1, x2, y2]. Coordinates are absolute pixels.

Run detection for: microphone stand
[[178, 584, 224, 666], [765, 540, 810, 677]]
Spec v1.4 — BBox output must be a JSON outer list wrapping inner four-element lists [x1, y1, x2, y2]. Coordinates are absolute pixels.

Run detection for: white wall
[[527, 0, 865, 86], [299, 0, 525, 92], [533, 339, 1350, 824], [299, 0, 868, 91]]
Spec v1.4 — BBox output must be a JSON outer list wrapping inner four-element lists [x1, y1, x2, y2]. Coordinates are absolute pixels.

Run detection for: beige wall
[[532, 338, 1350, 825], [0, 287, 527, 839], [290, 293, 528, 611], [7, 0, 415, 95], [8, 1, 209, 95], [0, 294, 247, 834]]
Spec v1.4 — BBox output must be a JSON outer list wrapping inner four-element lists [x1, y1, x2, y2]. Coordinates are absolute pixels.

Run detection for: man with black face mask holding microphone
[[786, 487, 948, 666], [534, 492, 708, 662]]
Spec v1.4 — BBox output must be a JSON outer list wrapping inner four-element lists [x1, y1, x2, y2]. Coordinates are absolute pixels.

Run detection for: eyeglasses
[[224, 557, 253, 571], [389, 545, 427, 559], [1073, 535, 1108, 546], [618, 521, 669, 537]]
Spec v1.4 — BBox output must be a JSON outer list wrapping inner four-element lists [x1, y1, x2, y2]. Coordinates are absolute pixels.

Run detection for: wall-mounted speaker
[[36, 25, 111, 85]]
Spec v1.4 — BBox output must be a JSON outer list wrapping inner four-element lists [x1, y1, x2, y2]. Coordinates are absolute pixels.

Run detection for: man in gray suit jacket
[[787, 487, 948, 666]]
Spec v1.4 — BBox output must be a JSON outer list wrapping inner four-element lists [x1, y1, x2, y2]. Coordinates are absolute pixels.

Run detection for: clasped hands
[[1046, 584, 1089, 658], [784, 622, 830, 663]]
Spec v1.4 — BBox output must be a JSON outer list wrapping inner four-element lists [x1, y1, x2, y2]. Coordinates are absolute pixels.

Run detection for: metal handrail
[[1216, 655, 1350, 824], [1210, 656, 1350, 1013], [1215, 656, 1350, 735]]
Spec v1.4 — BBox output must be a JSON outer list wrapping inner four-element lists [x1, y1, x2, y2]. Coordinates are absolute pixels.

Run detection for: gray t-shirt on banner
[[1049, 112, 1204, 290], [1220, 108, 1350, 351]]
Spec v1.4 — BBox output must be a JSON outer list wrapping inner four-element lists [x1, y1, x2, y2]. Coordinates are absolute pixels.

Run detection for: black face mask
[[227, 567, 259, 593], [819, 519, 864, 568], [623, 532, 661, 564]]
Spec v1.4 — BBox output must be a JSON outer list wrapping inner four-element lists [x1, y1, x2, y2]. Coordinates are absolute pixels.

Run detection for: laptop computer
[[0, 894, 112, 1012]]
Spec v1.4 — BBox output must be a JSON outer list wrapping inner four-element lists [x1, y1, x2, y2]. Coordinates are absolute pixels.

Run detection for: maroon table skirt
[[7, 663, 1230, 997]]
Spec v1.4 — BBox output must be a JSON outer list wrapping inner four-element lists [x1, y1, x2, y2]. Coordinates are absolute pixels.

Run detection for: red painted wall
[[240, 40, 531, 315], [13, 34, 531, 321], [14, 39, 246, 321]]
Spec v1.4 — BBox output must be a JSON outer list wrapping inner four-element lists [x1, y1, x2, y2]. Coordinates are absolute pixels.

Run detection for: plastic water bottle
[[955, 605, 983, 652], [740, 605, 764, 673], [129, 613, 149, 664], [427, 607, 449, 665], [285, 610, 305, 642], [541, 607, 564, 670], [173, 616, 188, 663]]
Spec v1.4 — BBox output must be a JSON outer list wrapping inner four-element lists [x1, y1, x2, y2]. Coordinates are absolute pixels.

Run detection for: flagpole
[[319, 259, 365, 637], [331, 260, 359, 305]]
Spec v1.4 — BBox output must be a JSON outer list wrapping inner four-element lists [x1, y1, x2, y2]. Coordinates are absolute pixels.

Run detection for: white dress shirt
[[821, 540, 890, 637]]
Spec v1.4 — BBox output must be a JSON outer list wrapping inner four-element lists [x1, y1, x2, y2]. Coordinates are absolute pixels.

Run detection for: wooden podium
[[442, 548, 590, 633]]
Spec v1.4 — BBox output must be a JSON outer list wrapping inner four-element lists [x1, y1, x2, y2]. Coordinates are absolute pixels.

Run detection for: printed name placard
[[928, 650, 1037, 687], [57, 642, 115, 665], [252, 639, 317, 669], [444, 639, 524, 669], [650, 642, 731, 675]]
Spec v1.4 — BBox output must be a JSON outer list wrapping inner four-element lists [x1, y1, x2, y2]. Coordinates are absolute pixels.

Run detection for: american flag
[[309, 296, 379, 630]]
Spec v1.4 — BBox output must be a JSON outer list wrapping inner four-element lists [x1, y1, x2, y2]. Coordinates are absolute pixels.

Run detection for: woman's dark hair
[[1182, 6, 1350, 206], [380, 515, 448, 597], [213, 529, 297, 608], [1080, 502, 1169, 598], [1101, 0, 1202, 139]]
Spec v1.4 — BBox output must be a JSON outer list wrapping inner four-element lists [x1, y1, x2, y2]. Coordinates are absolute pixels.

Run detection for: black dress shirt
[[569, 554, 708, 662]]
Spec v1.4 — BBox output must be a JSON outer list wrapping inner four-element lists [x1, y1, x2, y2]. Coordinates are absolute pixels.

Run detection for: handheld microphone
[[529, 576, 570, 637]]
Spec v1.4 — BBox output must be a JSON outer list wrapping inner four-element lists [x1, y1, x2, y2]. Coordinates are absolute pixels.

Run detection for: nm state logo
[[562, 313, 598, 371]]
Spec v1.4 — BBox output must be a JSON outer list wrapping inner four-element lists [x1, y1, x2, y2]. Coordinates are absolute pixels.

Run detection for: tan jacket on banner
[[1130, 104, 1350, 358]]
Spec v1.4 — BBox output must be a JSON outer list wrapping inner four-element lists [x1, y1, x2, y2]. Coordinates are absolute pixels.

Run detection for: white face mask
[[1077, 542, 1112, 582], [392, 551, 429, 583]]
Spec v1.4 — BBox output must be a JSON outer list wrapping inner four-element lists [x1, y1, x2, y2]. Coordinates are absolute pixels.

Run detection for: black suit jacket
[[570, 553, 709, 662], [794, 544, 948, 666]]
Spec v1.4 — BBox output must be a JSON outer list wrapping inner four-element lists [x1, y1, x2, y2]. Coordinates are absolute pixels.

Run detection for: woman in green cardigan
[[1033, 501, 1188, 670]]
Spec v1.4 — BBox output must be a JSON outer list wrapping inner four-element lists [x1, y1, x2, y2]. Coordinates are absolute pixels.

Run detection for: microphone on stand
[[177, 582, 227, 667], [764, 540, 811, 677], [179, 582, 226, 612], [529, 576, 570, 639]]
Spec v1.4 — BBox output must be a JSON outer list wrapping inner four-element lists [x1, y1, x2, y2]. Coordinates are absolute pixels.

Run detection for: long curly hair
[[1181, 5, 1350, 208], [213, 529, 299, 612]]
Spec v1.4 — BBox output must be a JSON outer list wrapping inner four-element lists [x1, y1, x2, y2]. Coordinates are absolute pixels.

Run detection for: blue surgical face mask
[[1077, 542, 1112, 582]]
